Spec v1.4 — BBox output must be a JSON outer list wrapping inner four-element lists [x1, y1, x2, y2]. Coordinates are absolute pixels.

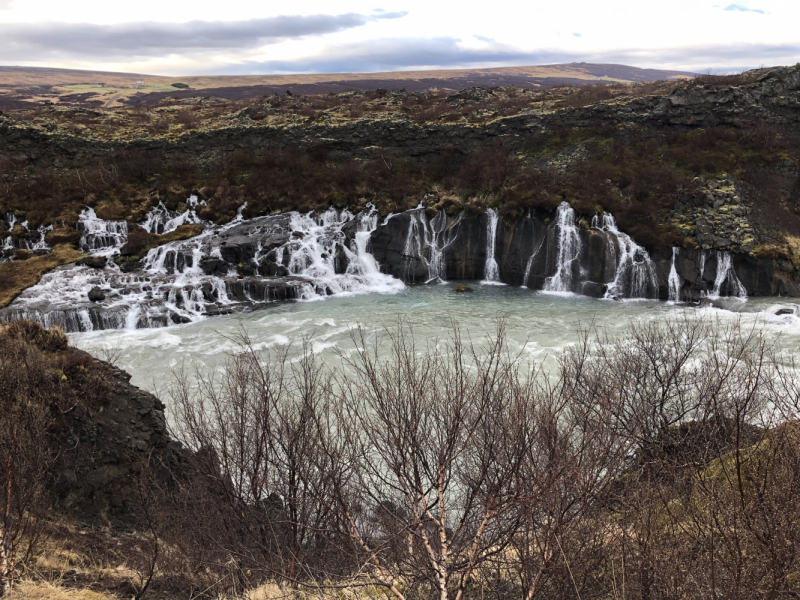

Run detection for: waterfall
[[2, 206, 405, 333], [283, 206, 403, 297], [668, 248, 681, 303], [400, 208, 462, 284], [481, 208, 504, 285], [142, 196, 206, 235], [708, 251, 747, 299], [77, 208, 128, 256], [423, 210, 462, 283], [592, 212, 659, 300], [1, 215, 52, 261], [543, 202, 582, 293], [402, 212, 424, 282], [521, 234, 546, 289]]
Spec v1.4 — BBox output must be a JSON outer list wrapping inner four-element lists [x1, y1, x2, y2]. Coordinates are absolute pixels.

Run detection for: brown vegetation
[[3, 316, 800, 598]]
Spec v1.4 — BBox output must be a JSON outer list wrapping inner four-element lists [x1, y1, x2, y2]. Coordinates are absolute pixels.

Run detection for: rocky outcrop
[[2, 67, 799, 168], [53, 352, 186, 519]]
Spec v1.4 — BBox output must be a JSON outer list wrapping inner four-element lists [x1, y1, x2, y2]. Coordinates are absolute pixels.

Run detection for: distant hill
[[0, 63, 695, 109]]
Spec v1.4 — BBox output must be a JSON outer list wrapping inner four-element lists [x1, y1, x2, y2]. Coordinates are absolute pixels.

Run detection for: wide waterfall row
[[0, 198, 758, 333], [2, 204, 404, 333]]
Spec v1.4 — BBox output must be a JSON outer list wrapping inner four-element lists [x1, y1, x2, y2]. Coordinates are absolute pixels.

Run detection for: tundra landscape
[[2, 0, 800, 598]]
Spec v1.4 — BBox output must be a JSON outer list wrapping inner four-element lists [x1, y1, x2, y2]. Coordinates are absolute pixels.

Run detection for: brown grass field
[[0, 63, 694, 108]]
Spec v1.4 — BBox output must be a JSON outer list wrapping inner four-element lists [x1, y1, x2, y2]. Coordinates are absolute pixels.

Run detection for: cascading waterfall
[[281, 207, 403, 296], [77, 208, 128, 256], [400, 208, 463, 283], [1, 214, 52, 261], [481, 208, 504, 285], [668, 248, 681, 303], [543, 202, 582, 293], [592, 212, 659, 299], [141, 196, 205, 235], [3, 205, 406, 333], [708, 251, 747, 299]]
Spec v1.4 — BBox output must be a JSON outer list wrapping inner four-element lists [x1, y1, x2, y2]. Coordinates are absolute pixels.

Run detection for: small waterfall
[[708, 251, 747, 299], [401, 211, 424, 282], [1, 215, 52, 261], [77, 208, 128, 256], [141, 196, 206, 235], [521, 235, 546, 289], [592, 212, 659, 300], [668, 247, 681, 303], [481, 208, 504, 285], [400, 208, 462, 284], [422, 210, 462, 283], [543, 202, 582, 293]]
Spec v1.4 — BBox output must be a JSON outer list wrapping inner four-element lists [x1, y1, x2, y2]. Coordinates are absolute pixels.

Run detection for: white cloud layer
[[0, 0, 798, 74]]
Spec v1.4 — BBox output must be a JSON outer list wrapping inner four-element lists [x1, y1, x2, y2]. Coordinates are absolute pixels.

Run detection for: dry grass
[[5, 581, 114, 600], [0, 244, 85, 307]]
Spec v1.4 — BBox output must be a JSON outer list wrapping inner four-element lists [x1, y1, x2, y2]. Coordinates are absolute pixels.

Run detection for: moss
[[118, 224, 204, 261], [45, 227, 81, 246], [0, 245, 86, 308]]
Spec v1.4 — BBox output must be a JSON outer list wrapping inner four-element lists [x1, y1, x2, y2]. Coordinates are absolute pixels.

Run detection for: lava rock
[[776, 308, 797, 315], [78, 256, 107, 269], [87, 286, 105, 302]]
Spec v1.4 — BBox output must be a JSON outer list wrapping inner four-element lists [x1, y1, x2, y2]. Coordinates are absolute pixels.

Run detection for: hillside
[[0, 62, 694, 108]]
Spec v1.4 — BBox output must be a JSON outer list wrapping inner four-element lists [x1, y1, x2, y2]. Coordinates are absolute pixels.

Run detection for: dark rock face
[[369, 208, 800, 299], [53, 350, 186, 519]]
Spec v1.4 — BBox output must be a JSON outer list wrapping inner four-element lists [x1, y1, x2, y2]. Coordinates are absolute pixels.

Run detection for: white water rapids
[[70, 285, 800, 394]]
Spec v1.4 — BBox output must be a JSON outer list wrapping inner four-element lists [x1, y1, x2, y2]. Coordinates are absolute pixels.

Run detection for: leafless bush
[[162, 316, 800, 600]]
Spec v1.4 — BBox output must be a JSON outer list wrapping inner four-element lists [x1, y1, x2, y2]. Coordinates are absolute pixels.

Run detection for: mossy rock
[[45, 227, 81, 246], [452, 284, 472, 293]]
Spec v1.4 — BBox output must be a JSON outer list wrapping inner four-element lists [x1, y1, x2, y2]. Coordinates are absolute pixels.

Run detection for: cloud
[[723, 3, 766, 13], [573, 32, 582, 37], [219, 37, 800, 75], [0, 0, 13, 9], [0, 11, 407, 60]]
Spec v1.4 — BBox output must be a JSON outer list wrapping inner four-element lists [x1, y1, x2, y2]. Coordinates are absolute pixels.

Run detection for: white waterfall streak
[[77, 208, 128, 256], [708, 250, 747, 299], [481, 208, 504, 285], [593, 212, 659, 300], [544, 202, 582, 293], [668, 247, 681, 303]]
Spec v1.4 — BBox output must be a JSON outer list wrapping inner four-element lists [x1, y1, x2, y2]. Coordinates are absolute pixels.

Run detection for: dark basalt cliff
[[370, 208, 800, 300]]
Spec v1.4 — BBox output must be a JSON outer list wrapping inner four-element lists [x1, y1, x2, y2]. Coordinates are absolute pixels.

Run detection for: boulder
[[87, 286, 105, 302]]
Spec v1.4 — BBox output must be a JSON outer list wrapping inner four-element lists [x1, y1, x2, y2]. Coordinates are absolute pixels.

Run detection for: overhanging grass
[[0, 245, 86, 308]]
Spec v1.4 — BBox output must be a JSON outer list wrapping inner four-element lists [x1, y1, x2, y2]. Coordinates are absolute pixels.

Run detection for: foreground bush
[[160, 315, 800, 600], [3, 316, 800, 599]]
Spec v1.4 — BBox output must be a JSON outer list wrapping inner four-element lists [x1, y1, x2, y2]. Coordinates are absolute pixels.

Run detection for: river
[[70, 283, 800, 394]]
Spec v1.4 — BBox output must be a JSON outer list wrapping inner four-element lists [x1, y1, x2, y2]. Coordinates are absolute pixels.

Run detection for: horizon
[[0, 0, 798, 77]]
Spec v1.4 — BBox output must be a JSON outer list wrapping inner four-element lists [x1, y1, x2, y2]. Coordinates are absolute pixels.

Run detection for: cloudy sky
[[0, 0, 798, 75]]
